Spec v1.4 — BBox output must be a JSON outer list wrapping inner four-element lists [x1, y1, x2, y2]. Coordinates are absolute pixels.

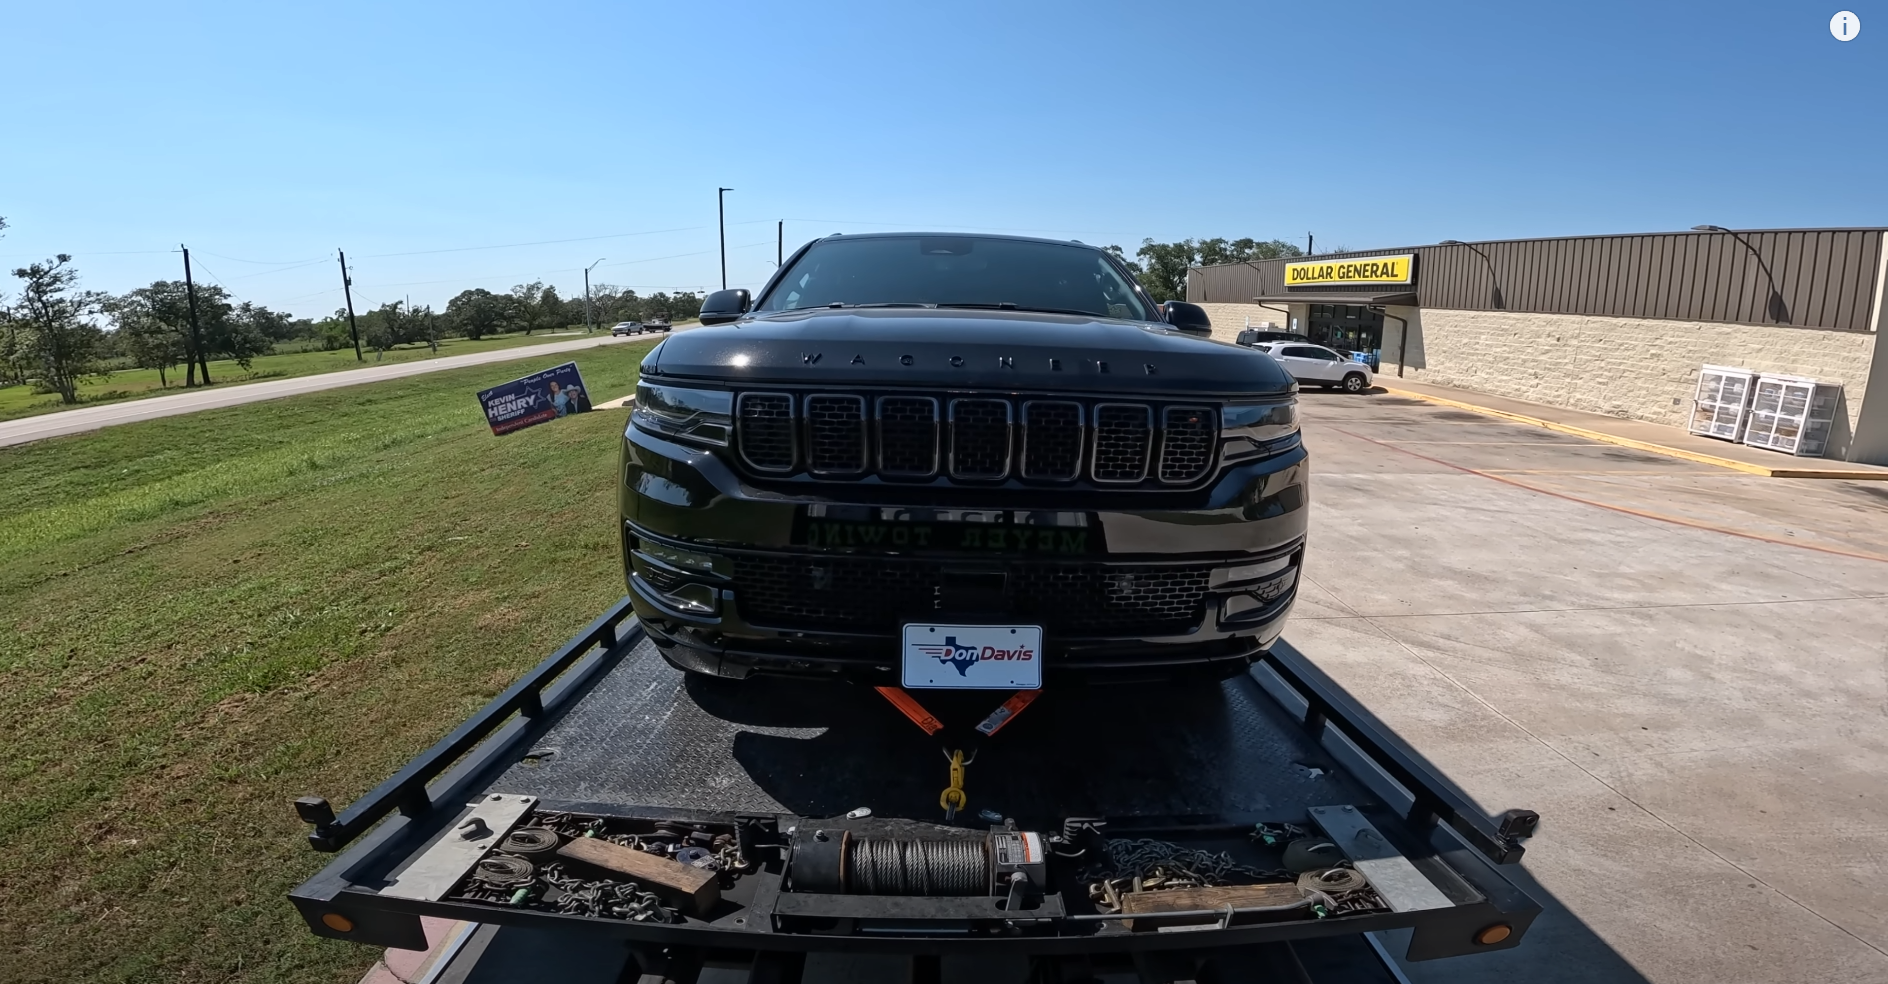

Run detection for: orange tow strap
[[874, 686, 943, 735], [975, 689, 1041, 736]]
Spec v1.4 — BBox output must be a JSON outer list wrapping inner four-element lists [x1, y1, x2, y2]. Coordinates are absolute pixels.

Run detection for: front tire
[[1342, 372, 1368, 393]]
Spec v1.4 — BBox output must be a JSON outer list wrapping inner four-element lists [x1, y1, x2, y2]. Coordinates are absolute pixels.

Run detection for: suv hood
[[648, 308, 1293, 397]]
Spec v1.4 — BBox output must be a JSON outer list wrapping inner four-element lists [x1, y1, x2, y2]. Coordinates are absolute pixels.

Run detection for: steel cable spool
[[789, 829, 1010, 896], [847, 835, 988, 896]]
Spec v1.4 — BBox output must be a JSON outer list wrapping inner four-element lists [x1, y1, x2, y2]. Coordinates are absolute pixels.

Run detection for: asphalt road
[[0, 329, 684, 448]]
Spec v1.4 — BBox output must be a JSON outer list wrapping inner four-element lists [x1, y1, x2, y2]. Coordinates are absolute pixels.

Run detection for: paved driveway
[[0, 329, 693, 448], [1289, 391, 1888, 982]]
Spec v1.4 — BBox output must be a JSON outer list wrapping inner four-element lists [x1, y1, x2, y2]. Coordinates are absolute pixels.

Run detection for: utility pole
[[717, 187, 733, 289], [338, 250, 363, 361], [1307, 232, 1314, 256], [180, 245, 211, 386], [584, 257, 606, 332], [777, 220, 783, 266]]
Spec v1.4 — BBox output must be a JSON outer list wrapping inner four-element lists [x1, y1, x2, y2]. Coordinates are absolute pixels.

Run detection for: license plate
[[901, 624, 1043, 690]]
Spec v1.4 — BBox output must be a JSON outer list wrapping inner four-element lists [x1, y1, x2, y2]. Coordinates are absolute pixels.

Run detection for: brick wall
[[1191, 302, 1884, 461], [1194, 302, 1300, 345]]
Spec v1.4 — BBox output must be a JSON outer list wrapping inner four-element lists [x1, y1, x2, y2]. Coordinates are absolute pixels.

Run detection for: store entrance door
[[1307, 305, 1384, 355]]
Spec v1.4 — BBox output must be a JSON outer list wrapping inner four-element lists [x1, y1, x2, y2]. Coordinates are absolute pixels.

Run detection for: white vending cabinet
[[1687, 364, 1757, 441], [1741, 373, 1842, 457]]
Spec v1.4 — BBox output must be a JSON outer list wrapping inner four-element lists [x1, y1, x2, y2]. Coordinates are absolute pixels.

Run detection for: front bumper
[[619, 425, 1309, 680]]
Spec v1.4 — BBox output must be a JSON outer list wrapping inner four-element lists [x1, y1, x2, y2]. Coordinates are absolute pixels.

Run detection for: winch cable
[[872, 686, 1042, 822]]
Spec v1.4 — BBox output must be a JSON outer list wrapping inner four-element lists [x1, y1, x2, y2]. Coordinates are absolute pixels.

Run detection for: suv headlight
[[632, 381, 733, 446], [1220, 399, 1299, 459]]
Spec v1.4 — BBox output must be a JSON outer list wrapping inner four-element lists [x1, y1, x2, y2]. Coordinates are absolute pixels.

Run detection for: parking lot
[[1290, 391, 1888, 983]]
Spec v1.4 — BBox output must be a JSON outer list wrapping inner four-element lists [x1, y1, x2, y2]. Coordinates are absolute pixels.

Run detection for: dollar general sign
[[1283, 254, 1415, 287]]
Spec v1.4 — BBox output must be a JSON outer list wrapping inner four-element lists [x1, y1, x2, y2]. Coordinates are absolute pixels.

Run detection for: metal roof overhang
[[1253, 292, 1418, 306]]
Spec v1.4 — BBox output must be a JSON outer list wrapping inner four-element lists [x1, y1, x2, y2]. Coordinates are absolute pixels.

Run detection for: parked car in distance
[[1255, 342, 1374, 393], [611, 321, 645, 336], [1236, 329, 1305, 347]]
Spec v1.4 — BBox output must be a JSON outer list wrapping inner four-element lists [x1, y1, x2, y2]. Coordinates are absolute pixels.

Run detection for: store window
[[1307, 305, 1384, 355]]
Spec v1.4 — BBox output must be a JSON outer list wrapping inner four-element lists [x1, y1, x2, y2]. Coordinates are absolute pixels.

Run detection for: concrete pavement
[[0, 329, 684, 449], [1289, 391, 1888, 982]]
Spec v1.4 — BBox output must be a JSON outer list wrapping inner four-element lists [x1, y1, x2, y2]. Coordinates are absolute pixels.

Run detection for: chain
[[1083, 837, 1298, 913]]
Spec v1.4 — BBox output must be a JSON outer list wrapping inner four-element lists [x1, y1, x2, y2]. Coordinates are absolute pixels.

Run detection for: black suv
[[620, 233, 1306, 683]]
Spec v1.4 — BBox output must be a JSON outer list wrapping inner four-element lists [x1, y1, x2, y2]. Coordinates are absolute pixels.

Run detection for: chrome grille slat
[[731, 390, 1219, 486], [948, 398, 1012, 480]]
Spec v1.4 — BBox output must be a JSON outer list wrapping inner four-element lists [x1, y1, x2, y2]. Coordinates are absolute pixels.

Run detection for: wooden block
[[555, 838, 720, 915], [1118, 883, 1305, 930]]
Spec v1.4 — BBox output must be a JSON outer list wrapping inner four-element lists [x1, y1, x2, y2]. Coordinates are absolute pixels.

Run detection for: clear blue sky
[[1, 0, 1880, 318]]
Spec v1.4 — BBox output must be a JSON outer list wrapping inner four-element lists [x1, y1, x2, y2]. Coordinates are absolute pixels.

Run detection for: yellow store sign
[[1284, 254, 1415, 287]]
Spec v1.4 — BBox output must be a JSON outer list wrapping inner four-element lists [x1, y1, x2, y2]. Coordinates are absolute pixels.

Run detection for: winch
[[786, 827, 1047, 899]]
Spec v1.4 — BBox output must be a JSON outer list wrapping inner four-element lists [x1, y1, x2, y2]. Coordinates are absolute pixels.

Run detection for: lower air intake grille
[[737, 393, 795, 471], [1092, 404, 1152, 482], [805, 395, 866, 474], [730, 555, 1214, 636], [1158, 406, 1215, 483]]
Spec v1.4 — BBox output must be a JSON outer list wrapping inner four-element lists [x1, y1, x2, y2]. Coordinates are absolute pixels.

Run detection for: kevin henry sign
[[476, 361, 593, 435]]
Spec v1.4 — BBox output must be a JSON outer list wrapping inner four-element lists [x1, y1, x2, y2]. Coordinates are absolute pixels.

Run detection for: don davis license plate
[[901, 624, 1043, 690]]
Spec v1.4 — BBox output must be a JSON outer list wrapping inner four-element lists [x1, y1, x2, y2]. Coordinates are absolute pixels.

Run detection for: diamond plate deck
[[487, 639, 1377, 825]]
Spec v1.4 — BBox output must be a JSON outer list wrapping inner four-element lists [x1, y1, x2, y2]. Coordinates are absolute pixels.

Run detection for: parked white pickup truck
[[1255, 342, 1374, 393]]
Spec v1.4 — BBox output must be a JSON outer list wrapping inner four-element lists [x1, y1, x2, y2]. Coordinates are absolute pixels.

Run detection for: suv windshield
[[756, 236, 1153, 321]]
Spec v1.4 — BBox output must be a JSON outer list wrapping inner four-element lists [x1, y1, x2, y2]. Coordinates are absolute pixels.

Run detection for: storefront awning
[[1252, 293, 1418, 306]]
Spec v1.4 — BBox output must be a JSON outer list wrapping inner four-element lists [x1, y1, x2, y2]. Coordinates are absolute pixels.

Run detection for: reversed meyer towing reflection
[[288, 598, 1542, 982]]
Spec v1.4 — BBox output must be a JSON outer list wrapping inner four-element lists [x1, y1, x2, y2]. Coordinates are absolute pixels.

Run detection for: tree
[[1132, 238, 1306, 302], [445, 288, 516, 340], [9, 255, 107, 404], [106, 290, 190, 387]]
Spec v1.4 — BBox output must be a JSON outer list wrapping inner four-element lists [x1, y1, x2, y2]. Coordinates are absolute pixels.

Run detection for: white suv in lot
[[1257, 342, 1374, 393]]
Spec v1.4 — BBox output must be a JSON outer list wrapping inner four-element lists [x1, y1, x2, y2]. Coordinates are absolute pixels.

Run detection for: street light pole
[[1438, 240, 1505, 310], [584, 257, 606, 333], [718, 187, 733, 289], [1692, 226, 1790, 324]]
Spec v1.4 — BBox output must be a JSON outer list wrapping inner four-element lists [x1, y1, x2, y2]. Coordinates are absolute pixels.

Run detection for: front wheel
[[1341, 372, 1368, 393]]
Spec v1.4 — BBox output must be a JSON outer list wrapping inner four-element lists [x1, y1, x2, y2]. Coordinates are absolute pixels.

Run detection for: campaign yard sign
[[476, 361, 594, 435]]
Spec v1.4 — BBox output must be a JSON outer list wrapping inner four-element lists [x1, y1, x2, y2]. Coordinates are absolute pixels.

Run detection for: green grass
[[0, 342, 658, 983], [0, 327, 665, 423]]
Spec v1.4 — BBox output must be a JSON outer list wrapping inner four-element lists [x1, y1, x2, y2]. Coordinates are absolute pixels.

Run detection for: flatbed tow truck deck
[[290, 599, 1541, 983]]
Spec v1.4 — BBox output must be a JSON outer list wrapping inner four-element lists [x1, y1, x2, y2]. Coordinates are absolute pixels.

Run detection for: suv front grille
[[949, 399, 1012, 480], [732, 391, 1217, 486], [1092, 404, 1153, 482], [730, 554, 1215, 635], [805, 394, 866, 475], [737, 393, 796, 472]]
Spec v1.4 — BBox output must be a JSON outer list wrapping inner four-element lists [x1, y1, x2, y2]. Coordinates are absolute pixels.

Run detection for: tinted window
[[757, 236, 1152, 321], [1281, 346, 1325, 359]]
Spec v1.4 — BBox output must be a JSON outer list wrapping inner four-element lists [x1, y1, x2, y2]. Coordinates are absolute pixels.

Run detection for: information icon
[[1831, 11, 1860, 41]]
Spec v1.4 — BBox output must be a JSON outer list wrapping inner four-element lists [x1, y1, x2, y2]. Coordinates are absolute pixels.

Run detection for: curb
[[1377, 386, 1888, 481]]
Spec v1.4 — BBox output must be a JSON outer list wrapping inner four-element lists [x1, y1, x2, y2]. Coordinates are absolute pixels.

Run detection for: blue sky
[[1, 0, 1880, 318]]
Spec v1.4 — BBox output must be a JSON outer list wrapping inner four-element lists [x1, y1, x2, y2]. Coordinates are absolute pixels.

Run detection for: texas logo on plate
[[902, 624, 1043, 689]]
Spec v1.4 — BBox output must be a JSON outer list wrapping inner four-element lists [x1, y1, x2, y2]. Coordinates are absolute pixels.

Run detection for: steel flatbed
[[289, 598, 1541, 983]]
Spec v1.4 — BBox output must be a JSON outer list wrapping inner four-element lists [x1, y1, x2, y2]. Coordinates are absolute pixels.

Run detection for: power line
[[198, 250, 332, 266], [355, 224, 710, 259]]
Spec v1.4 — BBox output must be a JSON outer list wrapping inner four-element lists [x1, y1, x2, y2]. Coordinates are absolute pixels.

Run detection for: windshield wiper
[[936, 302, 1103, 318], [820, 302, 930, 309]]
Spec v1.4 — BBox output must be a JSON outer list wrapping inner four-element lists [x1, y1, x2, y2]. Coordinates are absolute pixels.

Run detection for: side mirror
[[699, 288, 752, 325], [1161, 300, 1213, 336]]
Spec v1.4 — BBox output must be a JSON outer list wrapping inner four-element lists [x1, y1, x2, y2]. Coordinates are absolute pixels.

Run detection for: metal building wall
[[1186, 229, 1885, 332]]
